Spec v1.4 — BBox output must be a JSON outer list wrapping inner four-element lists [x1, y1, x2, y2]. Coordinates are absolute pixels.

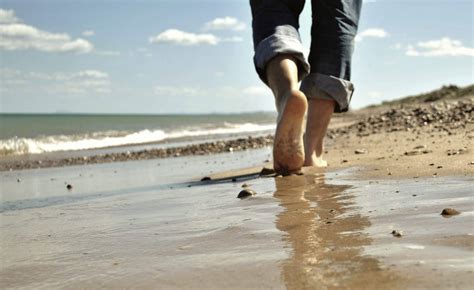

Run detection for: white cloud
[[149, 29, 243, 46], [0, 68, 111, 94], [0, 17, 93, 53], [355, 28, 388, 42], [204, 17, 246, 31], [82, 30, 95, 37], [0, 8, 19, 24], [154, 86, 203, 97], [221, 36, 243, 43], [391, 42, 403, 50], [95, 50, 120, 56], [154, 85, 270, 98], [368, 91, 382, 98], [75, 70, 108, 79], [136, 47, 152, 57], [242, 85, 270, 97], [149, 29, 218, 46], [406, 37, 474, 57]]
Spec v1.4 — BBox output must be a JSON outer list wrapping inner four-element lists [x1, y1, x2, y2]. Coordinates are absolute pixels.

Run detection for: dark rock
[[354, 149, 367, 154], [391, 230, 403, 238], [237, 189, 256, 199], [66, 184, 73, 190], [241, 183, 249, 188], [413, 145, 427, 149], [441, 208, 461, 216], [404, 150, 422, 156], [201, 176, 211, 181], [260, 167, 275, 176]]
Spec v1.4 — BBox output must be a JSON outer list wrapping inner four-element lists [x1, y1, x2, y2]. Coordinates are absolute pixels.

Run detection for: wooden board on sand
[[196, 162, 275, 183]]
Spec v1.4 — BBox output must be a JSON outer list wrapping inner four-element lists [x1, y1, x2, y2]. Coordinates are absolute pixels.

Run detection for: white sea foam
[[0, 123, 275, 155]]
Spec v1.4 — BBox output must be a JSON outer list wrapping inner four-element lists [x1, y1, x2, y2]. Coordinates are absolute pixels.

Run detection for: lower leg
[[266, 55, 308, 175], [304, 98, 335, 167]]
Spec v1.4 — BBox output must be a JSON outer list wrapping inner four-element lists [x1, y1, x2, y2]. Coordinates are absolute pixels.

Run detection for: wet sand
[[1, 147, 473, 289]]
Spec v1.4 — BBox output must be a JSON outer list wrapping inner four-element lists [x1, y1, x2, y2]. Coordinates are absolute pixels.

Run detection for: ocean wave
[[0, 123, 275, 156]]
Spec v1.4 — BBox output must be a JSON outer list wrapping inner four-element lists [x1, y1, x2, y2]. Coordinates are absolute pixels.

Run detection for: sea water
[[0, 112, 277, 156]]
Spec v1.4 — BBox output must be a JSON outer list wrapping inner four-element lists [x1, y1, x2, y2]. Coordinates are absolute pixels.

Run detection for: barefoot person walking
[[250, 0, 362, 175]]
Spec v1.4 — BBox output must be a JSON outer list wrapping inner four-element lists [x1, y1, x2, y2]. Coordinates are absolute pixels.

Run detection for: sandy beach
[[1, 90, 473, 289]]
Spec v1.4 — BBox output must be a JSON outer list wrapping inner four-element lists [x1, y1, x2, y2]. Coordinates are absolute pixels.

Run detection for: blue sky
[[0, 0, 472, 114]]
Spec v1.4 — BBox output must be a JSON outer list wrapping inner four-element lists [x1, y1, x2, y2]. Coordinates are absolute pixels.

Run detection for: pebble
[[17, 178, 21, 182], [404, 150, 422, 156], [260, 167, 275, 176], [331, 98, 473, 139], [391, 230, 403, 238], [413, 145, 427, 149], [441, 208, 461, 216], [237, 189, 256, 199], [201, 176, 211, 182], [241, 183, 249, 188], [354, 149, 367, 154], [66, 184, 73, 190]]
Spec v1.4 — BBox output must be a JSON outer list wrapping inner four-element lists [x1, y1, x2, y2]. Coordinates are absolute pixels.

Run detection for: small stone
[[201, 176, 211, 181], [441, 208, 460, 216], [17, 178, 21, 182], [391, 230, 403, 238], [231, 177, 237, 182], [237, 189, 256, 199], [437, 166, 443, 169], [260, 167, 275, 176], [413, 145, 427, 149], [354, 149, 367, 154], [404, 150, 422, 156], [341, 159, 348, 163], [241, 183, 249, 188], [66, 184, 73, 190]]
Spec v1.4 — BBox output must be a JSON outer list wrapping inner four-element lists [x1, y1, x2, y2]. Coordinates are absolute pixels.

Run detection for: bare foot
[[303, 98, 335, 168], [273, 90, 308, 175], [304, 152, 328, 167]]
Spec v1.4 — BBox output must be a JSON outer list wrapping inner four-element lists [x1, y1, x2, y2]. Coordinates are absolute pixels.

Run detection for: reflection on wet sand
[[274, 172, 401, 289]]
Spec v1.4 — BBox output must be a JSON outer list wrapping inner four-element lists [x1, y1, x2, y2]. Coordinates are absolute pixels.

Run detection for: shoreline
[[2, 97, 472, 178]]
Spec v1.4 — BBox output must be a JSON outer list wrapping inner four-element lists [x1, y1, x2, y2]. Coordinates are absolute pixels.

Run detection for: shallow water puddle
[[1, 154, 472, 289]]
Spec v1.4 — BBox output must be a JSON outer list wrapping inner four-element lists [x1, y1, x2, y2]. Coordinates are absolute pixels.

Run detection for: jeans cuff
[[254, 25, 310, 84], [300, 73, 354, 113]]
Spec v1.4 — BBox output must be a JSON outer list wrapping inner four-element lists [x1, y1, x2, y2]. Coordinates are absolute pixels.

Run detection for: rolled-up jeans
[[250, 0, 362, 113]]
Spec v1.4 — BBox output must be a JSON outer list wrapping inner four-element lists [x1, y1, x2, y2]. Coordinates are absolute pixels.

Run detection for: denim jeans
[[250, 0, 362, 112]]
